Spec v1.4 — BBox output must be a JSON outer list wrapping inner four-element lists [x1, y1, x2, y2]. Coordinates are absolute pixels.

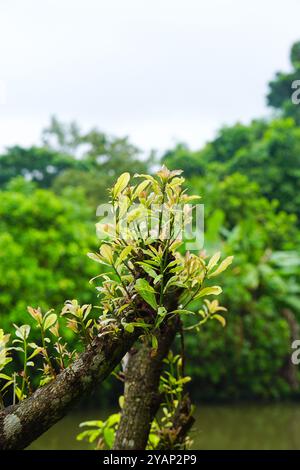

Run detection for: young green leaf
[[112, 172, 130, 198], [123, 323, 134, 333], [137, 262, 158, 279], [207, 251, 221, 272], [100, 244, 114, 264], [151, 335, 158, 351], [170, 309, 195, 315], [43, 313, 57, 331], [133, 180, 151, 198], [87, 252, 103, 264], [157, 306, 167, 316], [14, 324, 30, 341], [212, 314, 226, 327], [103, 427, 115, 449], [117, 246, 133, 265]]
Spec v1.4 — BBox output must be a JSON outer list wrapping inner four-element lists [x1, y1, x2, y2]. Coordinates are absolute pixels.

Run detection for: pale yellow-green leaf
[[118, 195, 130, 218], [170, 309, 195, 315], [212, 314, 226, 327], [123, 323, 134, 333], [195, 286, 222, 299], [126, 208, 144, 224], [87, 252, 102, 263], [117, 246, 133, 265], [0, 373, 12, 381], [100, 244, 114, 264], [43, 313, 57, 331], [169, 239, 182, 252], [181, 194, 202, 202], [207, 251, 221, 272], [157, 306, 167, 316], [151, 335, 158, 350], [208, 256, 234, 278], [14, 324, 30, 340], [137, 262, 157, 279], [133, 180, 151, 198], [117, 303, 130, 314], [133, 173, 156, 183], [112, 172, 130, 198], [119, 395, 124, 409], [28, 347, 43, 360]]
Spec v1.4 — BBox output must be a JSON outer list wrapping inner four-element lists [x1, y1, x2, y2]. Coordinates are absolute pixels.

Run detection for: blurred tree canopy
[[0, 116, 152, 208], [43, 116, 152, 207], [163, 118, 300, 218], [0, 146, 80, 188], [183, 172, 300, 399]]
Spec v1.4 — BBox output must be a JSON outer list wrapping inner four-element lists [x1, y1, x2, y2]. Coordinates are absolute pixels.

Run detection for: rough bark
[[280, 309, 300, 390], [0, 325, 140, 450], [113, 317, 180, 450]]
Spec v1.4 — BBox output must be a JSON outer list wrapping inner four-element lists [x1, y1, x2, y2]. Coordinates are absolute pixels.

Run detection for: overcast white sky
[[0, 0, 299, 154]]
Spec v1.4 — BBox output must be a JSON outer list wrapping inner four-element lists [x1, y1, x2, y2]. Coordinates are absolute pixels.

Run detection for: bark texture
[[113, 317, 180, 450], [0, 325, 139, 450]]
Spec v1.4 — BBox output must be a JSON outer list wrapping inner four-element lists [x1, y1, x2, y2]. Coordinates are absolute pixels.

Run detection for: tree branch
[[0, 325, 139, 450]]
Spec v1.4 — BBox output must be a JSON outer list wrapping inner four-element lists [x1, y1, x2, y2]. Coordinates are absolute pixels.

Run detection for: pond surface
[[28, 403, 300, 450]]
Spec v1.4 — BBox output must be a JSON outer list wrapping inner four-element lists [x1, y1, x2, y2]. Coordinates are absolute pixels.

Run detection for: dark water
[[28, 403, 300, 450]]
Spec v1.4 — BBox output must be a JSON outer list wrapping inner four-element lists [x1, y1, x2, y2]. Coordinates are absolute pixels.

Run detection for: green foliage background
[[0, 179, 98, 334], [1, 42, 300, 401]]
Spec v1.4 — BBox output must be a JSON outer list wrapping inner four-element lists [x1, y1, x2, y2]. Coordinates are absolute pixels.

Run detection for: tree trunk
[[0, 324, 140, 450], [113, 317, 180, 450]]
